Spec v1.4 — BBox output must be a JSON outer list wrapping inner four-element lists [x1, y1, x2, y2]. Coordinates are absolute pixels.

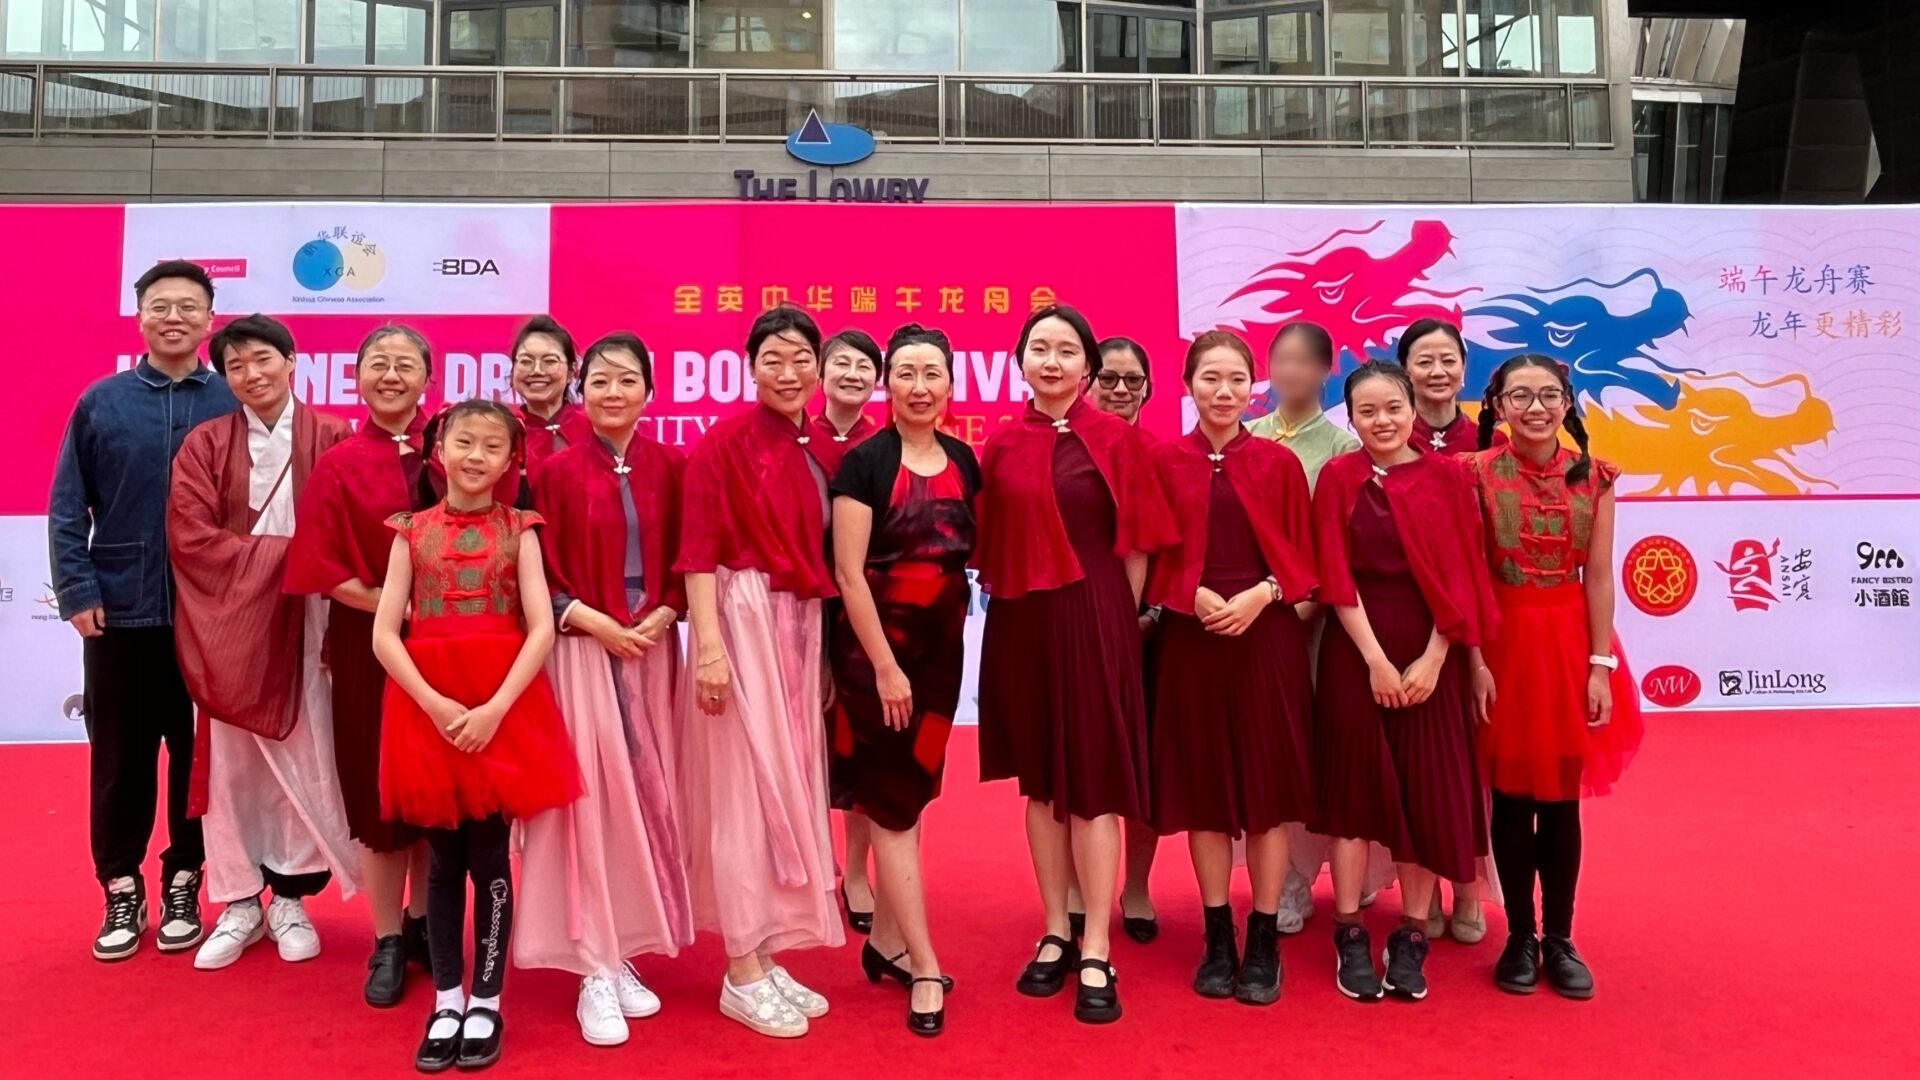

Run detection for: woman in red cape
[[284, 323, 435, 1005], [1468, 355, 1644, 1001], [976, 303, 1175, 1024], [1312, 361, 1497, 1004], [1145, 330, 1316, 1006], [511, 315, 594, 497]]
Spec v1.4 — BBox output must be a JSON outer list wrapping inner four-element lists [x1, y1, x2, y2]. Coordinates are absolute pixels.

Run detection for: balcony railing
[[0, 64, 1614, 150]]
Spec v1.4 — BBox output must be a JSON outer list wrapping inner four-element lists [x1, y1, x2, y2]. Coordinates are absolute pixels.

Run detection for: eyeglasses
[[1095, 372, 1147, 391], [142, 300, 205, 319], [513, 354, 568, 372], [1501, 387, 1567, 410], [362, 358, 423, 377]]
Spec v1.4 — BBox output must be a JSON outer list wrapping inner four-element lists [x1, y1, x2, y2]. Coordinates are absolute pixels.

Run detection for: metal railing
[[0, 64, 1614, 150]]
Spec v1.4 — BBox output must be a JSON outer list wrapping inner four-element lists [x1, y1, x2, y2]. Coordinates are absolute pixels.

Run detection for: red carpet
[[6, 711, 1913, 1079]]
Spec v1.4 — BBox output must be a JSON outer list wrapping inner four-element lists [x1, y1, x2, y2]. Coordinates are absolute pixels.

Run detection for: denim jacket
[[48, 357, 239, 627]]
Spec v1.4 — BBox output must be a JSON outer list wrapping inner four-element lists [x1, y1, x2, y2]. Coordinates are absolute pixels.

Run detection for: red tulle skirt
[[380, 617, 580, 829], [1479, 583, 1643, 801]]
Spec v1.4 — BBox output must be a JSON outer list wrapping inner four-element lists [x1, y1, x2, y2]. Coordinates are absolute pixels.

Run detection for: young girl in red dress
[[372, 400, 579, 1072], [1468, 354, 1643, 1000]]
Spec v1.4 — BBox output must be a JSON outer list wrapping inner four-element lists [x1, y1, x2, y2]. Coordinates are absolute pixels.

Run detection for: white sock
[[465, 995, 500, 1039], [429, 988, 465, 1039]]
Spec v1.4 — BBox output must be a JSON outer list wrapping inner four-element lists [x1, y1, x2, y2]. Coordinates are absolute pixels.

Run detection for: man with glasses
[[49, 260, 238, 961]]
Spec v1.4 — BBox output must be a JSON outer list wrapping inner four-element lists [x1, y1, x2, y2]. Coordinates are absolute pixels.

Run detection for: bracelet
[[697, 655, 728, 668], [1588, 654, 1618, 670]]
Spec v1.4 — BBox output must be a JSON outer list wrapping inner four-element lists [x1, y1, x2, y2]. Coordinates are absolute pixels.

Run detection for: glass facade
[[1634, 98, 1730, 203]]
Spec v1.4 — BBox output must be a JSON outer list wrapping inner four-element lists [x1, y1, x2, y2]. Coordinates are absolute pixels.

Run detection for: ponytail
[[413, 407, 449, 510], [1563, 402, 1593, 485], [1476, 384, 1500, 450]]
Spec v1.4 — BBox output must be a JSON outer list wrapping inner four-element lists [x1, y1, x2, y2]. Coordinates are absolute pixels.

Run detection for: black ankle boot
[[1234, 910, 1282, 1005], [1193, 905, 1238, 998], [365, 935, 407, 1008]]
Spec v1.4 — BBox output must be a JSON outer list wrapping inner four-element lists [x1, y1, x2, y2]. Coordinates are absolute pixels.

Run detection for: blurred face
[[1349, 375, 1415, 457], [1494, 365, 1569, 446], [512, 332, 570, 412], [138, 277, 213, 362], [1268, 333, 1330, 414], [1404, 328, 1465, 407], [1091, 347, 1148, 422], [886, 343, 951, 427], [357, 333, 429, 425], [753, 329, 819, 419], [822, 343, 877, 411], [1021, 317, 1089, 404], [440, 413, 514, 500], [221, 338, 295, 417], [582, 349, 650, 434], [1187, 347, 1251, 430]]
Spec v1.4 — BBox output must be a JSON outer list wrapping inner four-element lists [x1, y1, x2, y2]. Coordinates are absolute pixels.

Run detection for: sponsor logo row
[[1622, 534, 1910, 617], [1639, 664, 1830, 707]]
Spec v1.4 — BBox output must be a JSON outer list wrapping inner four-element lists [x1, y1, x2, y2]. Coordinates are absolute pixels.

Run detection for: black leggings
[[1491, 790, 1581, 939], [425, 815, 513, 997]]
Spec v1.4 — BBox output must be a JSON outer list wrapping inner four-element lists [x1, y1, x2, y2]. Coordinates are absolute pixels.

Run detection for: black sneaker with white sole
[[1332, 922, 1382, 1001], [1382, 926, 1430, 1000], [94, 877, 147, 962], [155, 868, 205, 952]]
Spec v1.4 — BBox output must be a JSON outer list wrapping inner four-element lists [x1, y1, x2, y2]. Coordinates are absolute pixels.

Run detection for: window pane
[[1266, 9, 1320, 74], [2, 0, 156, 59], [1330, 0, 1458, 77], [694, 1, 823, 68], [312, 0, 370, 64], [154, 0, 298, 63], [1462, 1, 1541, 76], [504, 6, 556, 64], [375, 4, 430, 64], [1209, 16, 1260, 75], [567, 0, 689, 66], [962, 0, 1077, 73], [832, 0, 955, 71], [446, 9, 500, 62], [1556, 0, 1600, 76]]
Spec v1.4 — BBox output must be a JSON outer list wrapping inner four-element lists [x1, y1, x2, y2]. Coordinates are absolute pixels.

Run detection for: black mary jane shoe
[[1015, 934, 1079, 998], [839, 883, 874, 936], [907, 977, 947, 1037], [1122, 914, 1160, 944], [413, 1010, 463, 1073], [1067, 911, 1086, 940], [861, 940, 956, 992], [454, 1008, 502, 1070], [366, 935, 407, 1008], [1074, 959, 1122, 1025]]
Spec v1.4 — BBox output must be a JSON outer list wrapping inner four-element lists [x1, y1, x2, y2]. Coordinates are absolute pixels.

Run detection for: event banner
[[2, 201, 1915, 741]]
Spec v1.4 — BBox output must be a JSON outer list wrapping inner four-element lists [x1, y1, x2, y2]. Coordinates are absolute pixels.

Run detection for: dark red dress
[[1150, 470, 1316, 837], [1313, 478, 1486, 882], [1414, 408, 1506, 457], [828, 433, 978, 831], [285, 413, 426, 852]]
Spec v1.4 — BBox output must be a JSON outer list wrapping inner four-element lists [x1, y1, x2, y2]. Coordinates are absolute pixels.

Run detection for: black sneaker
[[1192, 905, 1238, 998], [1382, 926, 1430, 1000], [155, 868, 204, 952], [1332, 922, 1382, 1001], [1495, 933, 1540, 994], [403, 912, 433, 974], [1541, 936, 1595, 1000], [93, 876, 147, 962], [1234, 910, 1282, 1005]]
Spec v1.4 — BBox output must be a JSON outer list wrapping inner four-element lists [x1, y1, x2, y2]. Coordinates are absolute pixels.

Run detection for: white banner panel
[[0, 517, 89, 742], [120, 203, 551, 316]]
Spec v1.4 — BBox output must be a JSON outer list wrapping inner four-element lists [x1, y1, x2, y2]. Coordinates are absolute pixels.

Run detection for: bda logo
[[1640, 665, 1702, 708]]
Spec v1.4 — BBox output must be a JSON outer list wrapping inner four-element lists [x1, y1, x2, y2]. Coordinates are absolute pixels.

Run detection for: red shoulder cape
[[674, 404, 836, 600], [534, 429, 688, 627], [805, 410, 879, 477], [285, 410, 427, 595], [1146, 427, 1317, 613], [521, 401, 595, 468]]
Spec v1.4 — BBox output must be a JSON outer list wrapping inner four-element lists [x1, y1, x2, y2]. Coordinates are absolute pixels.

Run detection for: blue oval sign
[[785, 109, 876, 167]]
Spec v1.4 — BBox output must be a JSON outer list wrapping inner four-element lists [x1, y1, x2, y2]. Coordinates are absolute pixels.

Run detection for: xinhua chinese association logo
[[293, 226, 387, 293], [1623, 535, 1697, 616]]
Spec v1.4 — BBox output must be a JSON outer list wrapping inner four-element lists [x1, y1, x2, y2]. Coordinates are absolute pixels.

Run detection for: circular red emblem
[[1640, 664, 1703, 708], [1622, 535, 1697, 617]]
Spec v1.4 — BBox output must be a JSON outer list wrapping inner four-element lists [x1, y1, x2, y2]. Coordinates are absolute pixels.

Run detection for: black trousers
[[1491, 789, 1582, 939], [83, 626, 201, 885], [260, 866, 331, 899], [426, 815, 513, 998]]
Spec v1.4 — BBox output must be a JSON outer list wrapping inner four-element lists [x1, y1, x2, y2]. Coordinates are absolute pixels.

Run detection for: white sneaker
[[265, 896, 320, 962], [194, 899, 265, 970], [765, 964, 829, 1019], [719, 975, 808, 1038], [577, 975, 630, 1047], [1277, 872, 1314, 934], [615, 962, 662, 1019]]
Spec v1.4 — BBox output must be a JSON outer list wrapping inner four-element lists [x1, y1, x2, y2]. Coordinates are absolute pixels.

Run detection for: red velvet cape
[[1312, 448, 1499, 647], [974, 396, 1175, 600], [520, 400, 594, 468], [675, 403, 837, 600], [805, 410, 879, 477], [534, 429, 688, 629], [1146, 427, 1317, 614], [285, 410, 428, 595]]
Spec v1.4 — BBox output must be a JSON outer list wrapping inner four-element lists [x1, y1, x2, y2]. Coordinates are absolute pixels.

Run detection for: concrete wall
[[0, 138, 1634, 204]]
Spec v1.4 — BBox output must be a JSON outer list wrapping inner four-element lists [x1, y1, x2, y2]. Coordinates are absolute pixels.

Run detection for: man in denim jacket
[[49, 259, 238, 961]]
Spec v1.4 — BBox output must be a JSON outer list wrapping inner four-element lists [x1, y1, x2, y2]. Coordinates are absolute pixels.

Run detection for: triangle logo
[[795, 110, 831, 145]]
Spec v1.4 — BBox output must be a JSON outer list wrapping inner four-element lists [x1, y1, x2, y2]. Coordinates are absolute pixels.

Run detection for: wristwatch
[[1588, 654, 1618, 670], [1266, 577, 1282, 604]]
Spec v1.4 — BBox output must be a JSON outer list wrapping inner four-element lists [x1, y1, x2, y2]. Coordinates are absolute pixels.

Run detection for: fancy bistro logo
[[1622, 535, 1697, 617]]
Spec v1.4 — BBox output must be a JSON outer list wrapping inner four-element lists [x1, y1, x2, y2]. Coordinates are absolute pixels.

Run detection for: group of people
[[50, 259, 1643, 1071]]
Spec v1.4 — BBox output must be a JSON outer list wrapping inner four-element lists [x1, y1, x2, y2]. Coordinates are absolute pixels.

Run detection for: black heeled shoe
[[365, 935, 407, 1008], [1122, 914, 1160, 944], [839, 883, 873, 936], [907, 977, 946, 1037], [1015, 934, 1078, 997], [861, 940, 956, 992], [1074, 958, 1122, 1024], [413, 1010, 462, 1073], [454, 1008, 502, 1070]]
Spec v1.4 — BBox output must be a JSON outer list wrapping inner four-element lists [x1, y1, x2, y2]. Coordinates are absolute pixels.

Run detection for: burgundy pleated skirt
[[326, 602, 419, 853], [978, 437, 1149, 823]]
